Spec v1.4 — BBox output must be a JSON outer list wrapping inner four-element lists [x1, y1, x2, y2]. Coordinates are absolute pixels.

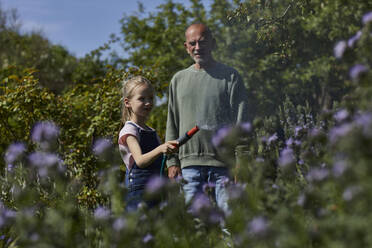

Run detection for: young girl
[[118, 76, 178, 211]]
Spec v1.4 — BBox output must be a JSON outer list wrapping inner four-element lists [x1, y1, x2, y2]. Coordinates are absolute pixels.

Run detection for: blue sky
[[1, 0, 207, 58]]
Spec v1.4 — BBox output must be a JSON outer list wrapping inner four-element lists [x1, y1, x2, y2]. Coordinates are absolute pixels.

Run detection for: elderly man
[[165, 23, 250, 213]]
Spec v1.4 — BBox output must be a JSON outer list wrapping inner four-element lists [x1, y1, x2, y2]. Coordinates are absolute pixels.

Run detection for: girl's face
[[125, 84, 154, 122]]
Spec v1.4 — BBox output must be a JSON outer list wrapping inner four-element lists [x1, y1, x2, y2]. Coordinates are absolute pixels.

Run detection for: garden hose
[[160, 125, 199, 177]]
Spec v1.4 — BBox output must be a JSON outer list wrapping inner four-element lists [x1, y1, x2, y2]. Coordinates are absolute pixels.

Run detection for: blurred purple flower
[[228, 183, 246, 199], [6, 164, 14, 172], [208, 210, 224, 224], [28, 152, 61, 171], [5, 143, 26, 165], [94, 206, 110, 220], [285, 137, 293, 146], [30, 233, 39, 242], [297, 194, 305, 206], [294, 140, 302, 146], [143, 233, 153, 243], [203, 182, 216, 193], [306, 168, 329, 182], [256, 157, 264, 163], [329, 124, 353, 143], [190, 193, 211, 215], [362, 11, 372, 25], [348, 31, 362, 47], [310, 128, 321, 137], [31, 121, 60, 148], [268, 133, 278, 145], [212, 126, 232, 147], [349, 64, 368, 82], [333, 161, 347, 177], [355, 112, 372, 137], [334, 109, 349, 122], [343, 186, 361, 201], [239, 122, 252, 132], [92, 138, 112, 157], [295, 126, 303, 137], [247, 216, 269, 235], [0, 203, 16, 228], [278, 148, 295, 167], [145, 176, 167, 194], [113, 217, 126, 231], [334, 40, 347, 59]]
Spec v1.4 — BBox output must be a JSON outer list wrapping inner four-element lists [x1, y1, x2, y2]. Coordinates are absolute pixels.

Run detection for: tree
[[0, 5, 107, 93], [118, 0, 372, 118]]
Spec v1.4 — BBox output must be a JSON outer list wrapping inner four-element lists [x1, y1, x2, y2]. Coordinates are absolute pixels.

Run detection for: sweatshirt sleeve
[[165, 77, 181, 167], [230, 72, 252, 124]]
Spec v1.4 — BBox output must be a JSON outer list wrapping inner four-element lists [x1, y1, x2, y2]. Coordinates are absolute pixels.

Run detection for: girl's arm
[[126, 135, 178, 168]]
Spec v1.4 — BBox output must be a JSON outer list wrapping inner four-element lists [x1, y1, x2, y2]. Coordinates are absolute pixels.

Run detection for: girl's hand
[[159, 140, 179, 154]]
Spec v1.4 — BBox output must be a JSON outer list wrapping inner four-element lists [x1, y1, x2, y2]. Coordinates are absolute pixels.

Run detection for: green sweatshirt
[[165, 62, 250, 168]]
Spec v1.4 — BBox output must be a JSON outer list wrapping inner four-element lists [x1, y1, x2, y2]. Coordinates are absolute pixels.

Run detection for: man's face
[[184, 25, 215, 66]]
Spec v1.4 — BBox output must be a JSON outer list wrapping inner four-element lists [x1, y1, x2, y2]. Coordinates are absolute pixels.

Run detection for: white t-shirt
[[118, 121, 159, 170]]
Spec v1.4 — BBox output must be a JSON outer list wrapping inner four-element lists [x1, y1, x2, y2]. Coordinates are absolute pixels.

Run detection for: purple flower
[[202, 182, 216, 193], [343, 186, 361, 201], [228, 183, 246, 199], [267, 133, 278, 144], [212, 126, 232, 147], [190, 193, 211, 215], [143, 233, 153, 243], [349, 64, 368, 82], [348, 31, 362, 47], [297, 194, 305, 206], [31, 121, 60, 149], [28, 152, 62, 167], [362, 11, 372, 25], [92, 138, 112, 157], [278, 148, 295, 167], [5, 143, 26, 164], [294, 126, 303, 137], [355, 112, 372, 137], [145, 176, 167, 195], [255, 157, 264, 163], [310, 128, 321, 137], [333, 161, 347, 177], [334, 40, 347, 59], [113, 217, 126, 231], [294, 139, 302, 146], [247, 216, 269, 235], [0, 203, 16, 228], [329, 124, 353, 143], [334, 109, 349, 122], [285, 137, 294, 146], [94, 206, 110, 220], [239, 122, 252, 132], [306, 168, 329, 182], [208, 210, 224, 224]]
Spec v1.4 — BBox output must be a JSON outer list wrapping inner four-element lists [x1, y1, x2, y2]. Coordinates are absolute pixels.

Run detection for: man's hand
[[168, 165, 182, 179]]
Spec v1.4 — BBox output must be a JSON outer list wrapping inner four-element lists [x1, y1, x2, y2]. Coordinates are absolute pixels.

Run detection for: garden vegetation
[[1, 0, 372, 247]]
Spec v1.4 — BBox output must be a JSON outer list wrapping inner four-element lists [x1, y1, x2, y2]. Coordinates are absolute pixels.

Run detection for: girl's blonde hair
[[121, 76, 154, 125]]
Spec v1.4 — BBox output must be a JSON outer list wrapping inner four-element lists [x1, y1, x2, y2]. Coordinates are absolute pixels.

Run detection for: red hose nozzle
[[177, 125, 200, 147], [187, 125, 199, 137]]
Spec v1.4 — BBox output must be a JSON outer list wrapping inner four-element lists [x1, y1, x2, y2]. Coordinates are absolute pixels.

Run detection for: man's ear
[[184, 41, 188, 49], [124, 98, 131, 108]]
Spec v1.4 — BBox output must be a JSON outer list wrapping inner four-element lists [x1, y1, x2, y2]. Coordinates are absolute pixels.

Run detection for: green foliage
[[0, 1, 372, 247]]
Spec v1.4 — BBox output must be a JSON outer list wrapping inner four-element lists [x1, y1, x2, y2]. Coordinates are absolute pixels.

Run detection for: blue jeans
[[182, 166, 230, 214]]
